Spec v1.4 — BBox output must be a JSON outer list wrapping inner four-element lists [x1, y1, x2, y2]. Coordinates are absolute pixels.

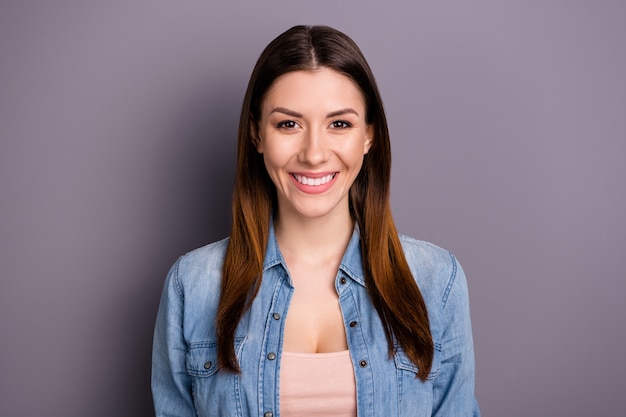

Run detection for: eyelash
[[330, 120, 352, 129], [276, 120, 298, 129]]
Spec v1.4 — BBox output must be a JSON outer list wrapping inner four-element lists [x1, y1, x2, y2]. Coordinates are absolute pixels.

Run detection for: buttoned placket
[[259, 265, 292, 417], [336, 271, 375, 417]]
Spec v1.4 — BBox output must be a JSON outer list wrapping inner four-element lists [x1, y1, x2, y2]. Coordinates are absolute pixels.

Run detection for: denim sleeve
[[432, 255, 481, 417], [151, 259, 198, 417]]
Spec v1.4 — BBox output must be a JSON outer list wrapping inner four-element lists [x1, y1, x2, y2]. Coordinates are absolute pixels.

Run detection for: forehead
[[262, 68, 365, 114]]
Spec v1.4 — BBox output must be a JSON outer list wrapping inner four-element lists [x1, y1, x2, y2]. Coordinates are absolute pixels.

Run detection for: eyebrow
[[269, 107, 360, 118], [327, 108, 359, 118], [270, 107, 303, 118]]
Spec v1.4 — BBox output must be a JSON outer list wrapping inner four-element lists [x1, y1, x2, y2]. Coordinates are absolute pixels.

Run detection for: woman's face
[[255, 68, 373, 222]]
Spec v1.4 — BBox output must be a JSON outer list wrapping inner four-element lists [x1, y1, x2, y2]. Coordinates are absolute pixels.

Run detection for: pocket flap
[[185, 337, 247, 377], [393, 341, 442, 380], [186, 342, 218, 377]]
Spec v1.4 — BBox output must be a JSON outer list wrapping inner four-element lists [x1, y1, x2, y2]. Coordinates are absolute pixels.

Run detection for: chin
[[291, 203, 345, 220]]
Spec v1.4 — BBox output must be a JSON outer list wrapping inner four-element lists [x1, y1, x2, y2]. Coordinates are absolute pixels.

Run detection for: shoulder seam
[[441, 252, 457, 308], [171, 257, 184, 298]]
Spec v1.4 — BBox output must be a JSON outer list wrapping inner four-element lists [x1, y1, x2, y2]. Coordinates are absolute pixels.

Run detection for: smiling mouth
[[292, 173, 337, 186]]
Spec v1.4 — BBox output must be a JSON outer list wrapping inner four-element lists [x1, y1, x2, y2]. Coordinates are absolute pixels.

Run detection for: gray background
[[1, 1, 624, 416]]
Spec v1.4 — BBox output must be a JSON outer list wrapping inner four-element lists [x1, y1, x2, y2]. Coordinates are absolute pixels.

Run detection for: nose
[[298, 128, 329, 166]]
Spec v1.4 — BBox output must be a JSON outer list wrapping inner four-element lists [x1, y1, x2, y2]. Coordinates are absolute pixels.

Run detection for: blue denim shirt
[[152, 225, 480, 416]]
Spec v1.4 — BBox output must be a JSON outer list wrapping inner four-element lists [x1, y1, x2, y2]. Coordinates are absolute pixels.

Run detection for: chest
[[281, 265, 348, 352]]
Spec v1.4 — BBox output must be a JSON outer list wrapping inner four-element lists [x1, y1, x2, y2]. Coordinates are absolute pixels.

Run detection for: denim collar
[[262, 220, 366, 287]]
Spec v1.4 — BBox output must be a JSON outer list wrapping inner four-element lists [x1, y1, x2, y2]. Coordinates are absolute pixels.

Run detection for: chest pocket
[[186, 337, 247, 376], [393, 341, 442, 381], [185, 337, 247, 416], [186, 342, 219, 377], [392, 341, 442, 415]]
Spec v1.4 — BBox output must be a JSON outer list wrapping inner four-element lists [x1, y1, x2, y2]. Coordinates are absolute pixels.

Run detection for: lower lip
[[291, 174, 337, 194]]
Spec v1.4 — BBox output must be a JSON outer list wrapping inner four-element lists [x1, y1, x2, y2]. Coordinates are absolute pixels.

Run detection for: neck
[[274, 209, 354, 266]]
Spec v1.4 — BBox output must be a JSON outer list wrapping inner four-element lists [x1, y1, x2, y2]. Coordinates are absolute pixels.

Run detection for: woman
[[152, 25, 480, 417]]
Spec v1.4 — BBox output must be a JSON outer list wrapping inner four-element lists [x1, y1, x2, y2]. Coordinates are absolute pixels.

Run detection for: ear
[[363, 124, 374, 154], [250, 119, 263, 153]]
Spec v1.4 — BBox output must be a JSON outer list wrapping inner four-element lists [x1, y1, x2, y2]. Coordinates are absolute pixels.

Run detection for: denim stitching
[[441, 252, 457, 308], [172, 258, 184, 298]]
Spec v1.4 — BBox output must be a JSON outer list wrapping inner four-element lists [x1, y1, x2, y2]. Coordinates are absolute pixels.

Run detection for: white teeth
[[294, 173, 335, 186]]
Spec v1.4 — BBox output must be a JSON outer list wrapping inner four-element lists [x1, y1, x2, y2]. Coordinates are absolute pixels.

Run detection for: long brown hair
[[217, 25, 434, 381]]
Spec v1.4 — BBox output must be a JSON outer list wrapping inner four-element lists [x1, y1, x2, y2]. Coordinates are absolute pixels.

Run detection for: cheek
[[261, 146, 290, 186], [344, 142, 368, 167], [262, 144, 284, 169], [261, 158, 281, 191]]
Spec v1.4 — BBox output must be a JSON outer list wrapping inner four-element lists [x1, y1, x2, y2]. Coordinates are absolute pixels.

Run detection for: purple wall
[[1, 1, 624, 415]]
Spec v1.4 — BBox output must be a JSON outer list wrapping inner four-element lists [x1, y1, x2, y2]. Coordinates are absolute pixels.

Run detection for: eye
[[276, 120, 298, 129], [330, 120, 352, 129]]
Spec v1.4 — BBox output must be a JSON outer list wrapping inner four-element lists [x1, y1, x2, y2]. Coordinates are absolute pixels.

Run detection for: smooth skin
[[254, 68, 373, 353]]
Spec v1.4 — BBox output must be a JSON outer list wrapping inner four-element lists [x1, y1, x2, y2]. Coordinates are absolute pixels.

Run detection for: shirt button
[[340, 277, 347, 285], [272, 313, 280, 320], [264, 412, 273, 417], [359, 360, 368, 367], [349, 321, 358, 327], [267, 352, 276, 360], [203, 361, 212, 369]]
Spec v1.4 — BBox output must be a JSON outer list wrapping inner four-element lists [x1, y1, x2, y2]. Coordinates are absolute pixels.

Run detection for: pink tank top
[[279, 350, 357, 417]]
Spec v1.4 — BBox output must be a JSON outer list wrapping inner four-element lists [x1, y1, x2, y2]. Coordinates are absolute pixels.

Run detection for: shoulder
[[168, 237, 230, 294], [398, 234, 465, 308], [177, 237, 230, 273], [156, 238, 231, 345], [398, 234, 457, 273]]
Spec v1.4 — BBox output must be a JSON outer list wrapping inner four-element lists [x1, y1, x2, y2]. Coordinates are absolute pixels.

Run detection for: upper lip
[[290, 171, 337, 178]]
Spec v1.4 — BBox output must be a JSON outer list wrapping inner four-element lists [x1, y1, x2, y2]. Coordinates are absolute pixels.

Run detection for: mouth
[[291, 173, 337, 186]]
